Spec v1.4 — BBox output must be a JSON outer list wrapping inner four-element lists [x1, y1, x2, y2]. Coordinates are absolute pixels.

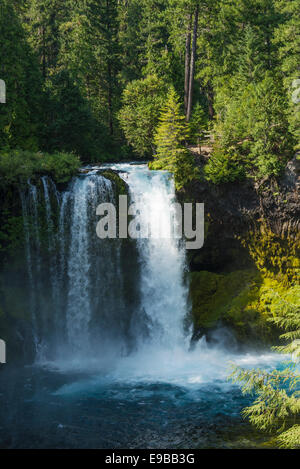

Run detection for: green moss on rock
[[101, 170, 128, 196], [189, 269, 297, 343], [240, 228, 300, 285]]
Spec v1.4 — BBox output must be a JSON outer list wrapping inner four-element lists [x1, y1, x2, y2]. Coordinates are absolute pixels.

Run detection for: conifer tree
[[23, 0, 70, 79], [152, 87, 198, 189], [0, 0, 43, 150], [154, 87, 189, 159], [274, 0, 300, 145]]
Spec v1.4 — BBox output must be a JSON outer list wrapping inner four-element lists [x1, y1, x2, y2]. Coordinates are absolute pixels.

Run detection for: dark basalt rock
[[179, 156, 299, 273]]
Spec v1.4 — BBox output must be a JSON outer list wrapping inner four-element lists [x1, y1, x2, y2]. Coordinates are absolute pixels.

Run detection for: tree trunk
[[184, 13, 192, 116], [42, 26, 46, 79], [207, 82, 214, 119], [186, 4, 199, 122], [106, 0, 114, 136], [107, 62, 113, 136]]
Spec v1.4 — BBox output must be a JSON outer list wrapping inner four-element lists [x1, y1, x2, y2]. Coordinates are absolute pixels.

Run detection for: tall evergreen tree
[[274, 0, 300, 144], [0, 0, 43, 150], [152, 87, 198, 189], [23, 0, 70, 79]]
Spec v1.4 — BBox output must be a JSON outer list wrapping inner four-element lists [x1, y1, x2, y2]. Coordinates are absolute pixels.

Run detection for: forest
[[1, 0, 299, 186], [0, 0, 299, 451]]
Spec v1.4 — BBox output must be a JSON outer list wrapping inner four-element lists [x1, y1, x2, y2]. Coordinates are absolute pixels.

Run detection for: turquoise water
[[0, 347, 284, 448]]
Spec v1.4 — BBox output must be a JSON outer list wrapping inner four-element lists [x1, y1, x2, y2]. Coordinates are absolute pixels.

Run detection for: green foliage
[[205, 148, 245, 184], [0, 0, 299, 177], [119, 0, 175, 81], [186, 103, 208, 145], [230, 285, 300, 448], [271, 288, 300, 359], [0, 0, 43, 150], [154, 87, 189, 157], [0, 150, 80, 187], [40, 151, 81, 183], [189, 270, 298, 342], [273, 0, 300, 144], [41, 71, 106, 161], [209, 74, 294, 183], [230, 366, 300, 441], [23, 0, 70, 78], [119, 75, 167, 157], [242, 228, 300, 284], [276, 425, 300, 449], [151, 87, 199, 189]]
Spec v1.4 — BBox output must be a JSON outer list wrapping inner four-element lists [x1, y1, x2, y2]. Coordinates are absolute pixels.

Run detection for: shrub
[[204, 148, 246, 184], [0, 150, 80, 187]]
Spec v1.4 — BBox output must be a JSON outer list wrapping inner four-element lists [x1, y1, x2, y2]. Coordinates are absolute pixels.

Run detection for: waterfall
[[65, 175, 116, 353], [19, 188, 36, 328], [19, 165, 189, 363], [41, 177, 61, 318], [122, 166, 188, 349]]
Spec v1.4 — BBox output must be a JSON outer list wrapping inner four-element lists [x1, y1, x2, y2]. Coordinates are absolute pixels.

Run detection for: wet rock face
[[283, 153, 300, 190], [1, 317, 36, 364], [181, 157, 299, 341], [99, 169, 129, 197], [180, 156, 299, 274]]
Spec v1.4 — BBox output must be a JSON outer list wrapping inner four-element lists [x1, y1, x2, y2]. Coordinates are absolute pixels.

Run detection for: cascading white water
[[41, 177, 61, 315], [66, 177, 94, 351], [65, 175, 117, 352], [20, 171, 137, 360], [121, 165, 189, 349], [19, 189, 36, 322], [19, 165, 190, 362], [18, 164, 284, 385]]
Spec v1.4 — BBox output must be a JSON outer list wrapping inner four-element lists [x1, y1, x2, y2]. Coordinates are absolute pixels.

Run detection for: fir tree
[[152, 87, 199, 189], [0, 0, 43, 150], [274, 0, 300, 146], [154, 87, 189, 159]]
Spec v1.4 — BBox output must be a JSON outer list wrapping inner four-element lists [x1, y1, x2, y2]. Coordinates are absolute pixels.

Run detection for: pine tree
[[0, 0, 43, 150], [237, 25, 266, 83], [138, 0, 170, 77], [152, 87, 198, 189], [117, 0, 144, 85], [58, 0, 121, 137], [154, 87, 189, 159], [23, 0, 70, 79], [41, 70, 105, 161], [274, 0, 300, 146]]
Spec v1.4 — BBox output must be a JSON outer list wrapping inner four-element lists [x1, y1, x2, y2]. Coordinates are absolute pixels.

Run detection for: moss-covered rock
[[189, 269, 298, 343], [100, 170, 128, 196], [240, 228, 300, 285]]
